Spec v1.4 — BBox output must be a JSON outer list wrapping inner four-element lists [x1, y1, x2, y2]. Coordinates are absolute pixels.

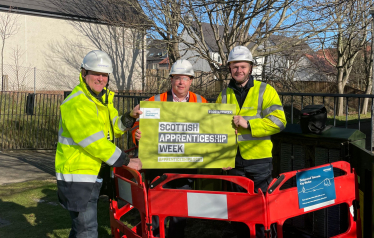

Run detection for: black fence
[[113, 95, 147, 150], [279, 92, 374, 151], [114, 92, 374, 151], [0, 92, 63, 150], [0, 91, 157, 151], [1, 91, 374, 152]]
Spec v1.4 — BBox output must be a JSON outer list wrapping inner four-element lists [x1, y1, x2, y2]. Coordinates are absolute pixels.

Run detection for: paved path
[[0, 150, 55, 185]]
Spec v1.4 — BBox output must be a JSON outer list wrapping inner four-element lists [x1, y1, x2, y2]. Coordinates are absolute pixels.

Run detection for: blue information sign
[[296, 165, 336, 211]]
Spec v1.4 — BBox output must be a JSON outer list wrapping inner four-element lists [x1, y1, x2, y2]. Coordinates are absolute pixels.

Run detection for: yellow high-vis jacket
[[55, 73, 131, 212], [216, 80, 286, 160]]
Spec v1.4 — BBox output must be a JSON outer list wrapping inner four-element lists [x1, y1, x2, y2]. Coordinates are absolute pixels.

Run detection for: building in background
[[0, 0, 147, 92], [146, 39, 169, 70], [179, 22, 224, 73], [179, 22, 266, 81]]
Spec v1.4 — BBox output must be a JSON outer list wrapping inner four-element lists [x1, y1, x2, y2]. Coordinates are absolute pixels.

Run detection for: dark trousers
[[228, 162, 276, 238], [68, 181, 102, 238]]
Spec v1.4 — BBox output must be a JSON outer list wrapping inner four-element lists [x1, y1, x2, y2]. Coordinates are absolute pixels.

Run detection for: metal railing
[[278, 92, 374, 151], [113, 93, 374, 152], [113, 95, 151, 150], [0, 91, 63, 150], [1, 91, 373, 152]]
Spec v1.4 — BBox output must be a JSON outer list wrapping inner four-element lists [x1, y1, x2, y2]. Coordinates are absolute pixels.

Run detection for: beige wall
[[1, 12, 144, 92]]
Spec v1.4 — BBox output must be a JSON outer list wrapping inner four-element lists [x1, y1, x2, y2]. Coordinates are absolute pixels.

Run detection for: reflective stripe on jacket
[[216, 80, 286, 160], [131, 90, 207, 146], [55, 73, 127, 212]]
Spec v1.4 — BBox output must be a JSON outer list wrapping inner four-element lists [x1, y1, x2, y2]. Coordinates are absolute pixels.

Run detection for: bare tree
[[175, 0, 337, 90], [47, 0, 148, 91], [0, 8, 20, 91], [9, 46, 33, 91], [352, 42, 374, 115], [262, 48, 328, 93], [362, 41, 373, 114], [54, 0, 329, 91], [78, 23, 143, 91], [44, 37, 83, 90], [135, 0, 183, 65], [50, 0, 358, 95], [314, 0, 373, 116]]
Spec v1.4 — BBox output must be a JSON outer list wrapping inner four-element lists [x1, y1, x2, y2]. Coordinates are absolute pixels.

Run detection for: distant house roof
[[190, 22, 259, 53], [268, 34, 312, 60], [189, 22, 275, 54], [147, 39, 167, 60], [305, 49, 337, 75], [0, 0, 148, 25], [0, 0, 98, 22], [193, 22, 228, 52], [159, 57, 169, 65]]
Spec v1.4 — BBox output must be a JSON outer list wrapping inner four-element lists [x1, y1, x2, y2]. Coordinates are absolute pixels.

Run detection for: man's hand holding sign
[[222, 115, 250, 171]]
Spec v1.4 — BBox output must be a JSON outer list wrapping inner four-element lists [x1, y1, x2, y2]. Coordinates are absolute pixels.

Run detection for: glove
[[121, 111, 136, 129]]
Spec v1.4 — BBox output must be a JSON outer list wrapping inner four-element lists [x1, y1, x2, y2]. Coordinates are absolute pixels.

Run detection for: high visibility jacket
[[131, 90, 207, 145], [216, 80, 286, 160], [55, 73, 130, 212]]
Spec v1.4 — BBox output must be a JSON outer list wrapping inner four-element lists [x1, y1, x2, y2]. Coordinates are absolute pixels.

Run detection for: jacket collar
[[228, 75, 254, 92]]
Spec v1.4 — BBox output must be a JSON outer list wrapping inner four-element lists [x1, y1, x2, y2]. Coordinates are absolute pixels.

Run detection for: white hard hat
[[228, 46, 253, 64], [81, 50, 113, 74], [169, 59, 194, 77]]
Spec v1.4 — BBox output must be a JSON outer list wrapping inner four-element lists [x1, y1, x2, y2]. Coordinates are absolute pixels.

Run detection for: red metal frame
[[265, 161, 362, 238], [110, 166, 149, 238], [147, 173, 266, 238], [110, 161, 361, 238]]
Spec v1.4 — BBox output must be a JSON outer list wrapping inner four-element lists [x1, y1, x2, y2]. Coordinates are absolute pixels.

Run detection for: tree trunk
[[337, 72, 345, 116], [361, 82, 372, 115], [218, 71, 224, 92], [1, 40, 5, 91], [169, 42, 180, 66]]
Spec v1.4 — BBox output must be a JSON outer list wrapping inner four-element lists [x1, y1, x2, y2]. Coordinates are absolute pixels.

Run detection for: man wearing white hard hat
[[131, 59, 207, 237], [216, 46, 286, 237], [55, 50, 142, 238]]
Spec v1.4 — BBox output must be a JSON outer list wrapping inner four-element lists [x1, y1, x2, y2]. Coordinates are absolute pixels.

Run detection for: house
[[179, 22, 273, 80], [256, 35, 321, 82], [303, 49, 337, 82], [146, 39, 169, 70], [179, 22, 330, 85], [179, 22, 226, 73], [0, 0, 147, 92]]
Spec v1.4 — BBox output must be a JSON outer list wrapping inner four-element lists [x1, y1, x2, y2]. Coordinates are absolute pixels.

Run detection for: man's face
[[84, 70, 109, 94], [229, 61, 252, 84], [171, 74, 192, 97]]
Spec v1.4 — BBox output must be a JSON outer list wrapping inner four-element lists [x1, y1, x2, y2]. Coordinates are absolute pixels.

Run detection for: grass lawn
[[327, 112, 372, 124], [0, 180, 113, 238], [0, 179, 236, 238]]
